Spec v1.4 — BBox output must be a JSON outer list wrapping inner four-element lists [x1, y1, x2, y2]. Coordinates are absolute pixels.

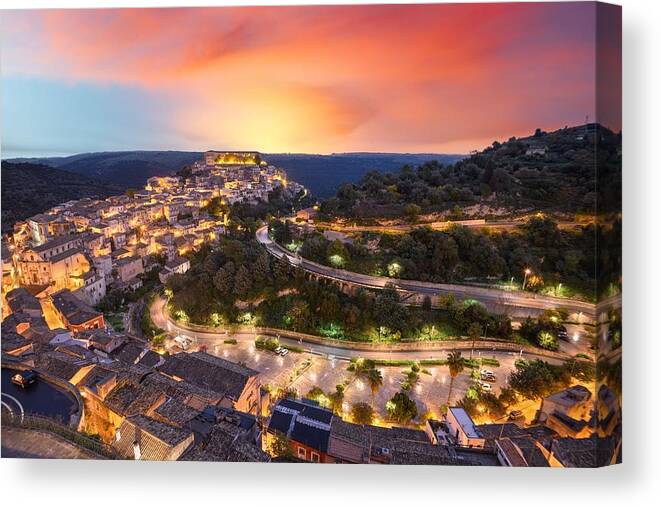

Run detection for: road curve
[[314, 219, 585, 235], [256, 225, 596, 321], [151, 297, 571, 363]]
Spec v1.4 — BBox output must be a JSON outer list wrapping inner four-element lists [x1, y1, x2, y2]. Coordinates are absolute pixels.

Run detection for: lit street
[[151, 297, 563, 423]]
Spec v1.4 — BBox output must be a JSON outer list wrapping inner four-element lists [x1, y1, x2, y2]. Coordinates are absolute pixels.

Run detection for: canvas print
[[0, 2, 621, 467]]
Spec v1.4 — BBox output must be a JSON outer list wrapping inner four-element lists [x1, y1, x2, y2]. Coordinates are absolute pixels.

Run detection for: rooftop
[[449, 406, 482, 439], [544, 385, 592, 406], [158, 351, 257, 400], [268, 398, 333, 454], [32, 234, 80, 253], [50, 289, 102, 325], [112, 415, 193, 460]]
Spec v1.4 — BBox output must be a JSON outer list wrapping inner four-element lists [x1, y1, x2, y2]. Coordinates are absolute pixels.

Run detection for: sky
[[0, 3, 621, 158]]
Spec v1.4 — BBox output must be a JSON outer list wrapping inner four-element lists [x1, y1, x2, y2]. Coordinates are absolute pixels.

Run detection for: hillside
[[8, 151, 463, 198], [265, 153, 464, 197], [1, 162, 125, 232], [320, 124, 621, 219], [7, 151, 203, 189]]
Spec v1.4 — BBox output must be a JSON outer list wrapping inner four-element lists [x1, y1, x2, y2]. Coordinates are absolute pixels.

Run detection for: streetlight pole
[[522, 268, 531, 290]]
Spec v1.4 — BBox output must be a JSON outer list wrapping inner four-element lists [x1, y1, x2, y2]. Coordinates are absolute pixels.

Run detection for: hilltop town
[[1, 151, 620, 466], [2, 151, 304, 317]]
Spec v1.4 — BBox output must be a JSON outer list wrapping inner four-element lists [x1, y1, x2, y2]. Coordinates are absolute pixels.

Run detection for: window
[[297, 446, 306, 460], [311, 452, 320, 463]]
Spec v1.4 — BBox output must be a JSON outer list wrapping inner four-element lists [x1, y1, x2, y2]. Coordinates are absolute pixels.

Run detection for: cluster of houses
[[2, 151, 305, 328], [2, 278, 621, 465], [262, 382, 621, 467], [2, 282, 270, 461], [1, 150, 620, 465]]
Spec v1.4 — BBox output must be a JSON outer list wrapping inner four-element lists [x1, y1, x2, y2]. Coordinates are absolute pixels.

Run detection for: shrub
[[386, 392, 418, 424], [255, 336, 279, 352]]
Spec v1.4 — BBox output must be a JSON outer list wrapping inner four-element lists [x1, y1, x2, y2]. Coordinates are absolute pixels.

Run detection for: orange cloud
[[2, 3, 613, 153]]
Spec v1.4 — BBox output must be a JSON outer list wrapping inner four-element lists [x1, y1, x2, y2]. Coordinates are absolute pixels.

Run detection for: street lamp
[[522, 268, 532, 290]]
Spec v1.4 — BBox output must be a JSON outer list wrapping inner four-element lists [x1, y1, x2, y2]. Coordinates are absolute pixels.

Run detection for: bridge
[[256, 225, 597, 323]]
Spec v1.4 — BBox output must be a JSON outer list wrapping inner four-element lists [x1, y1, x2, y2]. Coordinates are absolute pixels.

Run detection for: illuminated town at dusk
[[1, 2, 621, 468]]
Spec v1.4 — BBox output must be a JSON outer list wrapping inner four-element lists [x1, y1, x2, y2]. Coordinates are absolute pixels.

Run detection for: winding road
[[256, 225, 596, 322], [150, 297, 577, 362], [313, 218, 586, 235]]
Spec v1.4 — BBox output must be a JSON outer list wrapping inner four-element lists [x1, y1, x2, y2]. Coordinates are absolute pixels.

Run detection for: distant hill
[[7, 151, 203, 189], [320, 124, 621, 219], [265, 153, 464, 197], [7, 151, 464, 198], [1, 161, 125, 232]]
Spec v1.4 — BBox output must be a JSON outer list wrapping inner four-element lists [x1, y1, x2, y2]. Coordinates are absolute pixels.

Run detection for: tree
[[386, 392, 417, 424], [269, 219, 293, 245], [446, 351, 465, 404], [253, 253, 271, 281], [306, 386, 326, 405], [366, 368, 384, 409], [213, 262, 235, 296], [269, 431, 292, 458], [351, 402, 375, 425], [233, 265, 253, 298], [404, 203, 422, 222], [327, 384, 345, 415], [373, 285, 407, 336], [508, 359, 570, 400], [327, 239, 349, 266], [286, 301, 311, 331]]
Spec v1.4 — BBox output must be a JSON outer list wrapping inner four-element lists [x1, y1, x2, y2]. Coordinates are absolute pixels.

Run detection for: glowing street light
[[387, 262, 402, 277], [522, 268, 532, 290], [329, 254, 344, 267]]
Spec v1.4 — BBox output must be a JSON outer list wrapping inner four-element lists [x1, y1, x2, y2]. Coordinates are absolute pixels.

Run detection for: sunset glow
[[1, 3, 620, 156]]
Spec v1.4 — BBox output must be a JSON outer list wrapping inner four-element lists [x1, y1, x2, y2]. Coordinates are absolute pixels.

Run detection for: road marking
[[1, 393, 25, 422], [1, 400, 15, 417]]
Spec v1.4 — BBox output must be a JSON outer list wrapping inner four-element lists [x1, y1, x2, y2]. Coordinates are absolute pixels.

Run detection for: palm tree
[[446, 351, 465, 404], [366, 368, 384, 409], [467, 323, 482, 360], [328, 384, 345, 415]]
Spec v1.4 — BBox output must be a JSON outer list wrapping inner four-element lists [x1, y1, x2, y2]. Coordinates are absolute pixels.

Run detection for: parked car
[[11, 370, 38, 388], [478, 381, 492, 391], [508, 410, 524, 421], [557, 326, 569, 341], [174, 335, 192, 350], [481, 372, 497, 383], [274, 346, 289, 356]]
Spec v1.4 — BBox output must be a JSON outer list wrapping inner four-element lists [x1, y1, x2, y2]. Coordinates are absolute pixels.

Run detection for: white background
[[0, 0, 659, 505]]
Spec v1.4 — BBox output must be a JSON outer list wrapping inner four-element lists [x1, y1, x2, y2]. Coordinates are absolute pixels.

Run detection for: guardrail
[[1, 413, 115, 459]]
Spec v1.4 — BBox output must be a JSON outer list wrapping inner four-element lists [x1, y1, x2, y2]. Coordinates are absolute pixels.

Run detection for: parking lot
[[163, 333, 528, 422]]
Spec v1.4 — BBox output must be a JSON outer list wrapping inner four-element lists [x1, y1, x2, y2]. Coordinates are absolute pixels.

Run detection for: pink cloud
[[2, 3, 612, 153]]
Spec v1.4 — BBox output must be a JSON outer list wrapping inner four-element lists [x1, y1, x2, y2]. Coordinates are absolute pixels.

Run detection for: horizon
[[1, 4, 621, 158], [3, 120, 611, 161]]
